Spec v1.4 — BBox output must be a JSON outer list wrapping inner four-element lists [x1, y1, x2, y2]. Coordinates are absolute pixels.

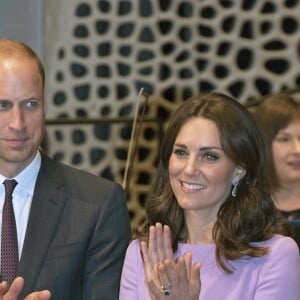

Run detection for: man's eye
[[0, 101, 10, 110], [25, 100, 38, 109]]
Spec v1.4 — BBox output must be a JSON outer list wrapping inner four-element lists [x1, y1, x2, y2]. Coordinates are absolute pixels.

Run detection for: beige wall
[[0, 0, 44, 60]]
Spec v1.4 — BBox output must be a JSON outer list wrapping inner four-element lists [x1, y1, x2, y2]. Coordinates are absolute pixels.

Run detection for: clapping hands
[[141, 223, 201, 300]]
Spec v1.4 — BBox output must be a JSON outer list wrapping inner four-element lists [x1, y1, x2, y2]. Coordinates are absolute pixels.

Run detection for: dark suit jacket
[[17, 154, 131, 299]]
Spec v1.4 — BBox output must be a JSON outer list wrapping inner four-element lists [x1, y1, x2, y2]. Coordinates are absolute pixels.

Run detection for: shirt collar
[[0, 152, 41, 196]]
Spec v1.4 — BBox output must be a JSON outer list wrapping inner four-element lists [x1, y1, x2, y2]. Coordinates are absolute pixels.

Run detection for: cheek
[[272, 143, 285, 165], [205, 163, 236, 189], [168, 155, 180, 176], [29, 112, 44, 124], [168, 158, 178, 192], [27, 115, 44, 135], [209, 169, 233, 186]]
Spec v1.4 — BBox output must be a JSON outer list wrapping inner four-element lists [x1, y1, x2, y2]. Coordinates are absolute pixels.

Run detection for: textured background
[[44, 0, 300, 231]]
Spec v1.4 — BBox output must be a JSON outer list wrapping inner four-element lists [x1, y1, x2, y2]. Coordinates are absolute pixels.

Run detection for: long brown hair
[[141, 92, 285, 272]]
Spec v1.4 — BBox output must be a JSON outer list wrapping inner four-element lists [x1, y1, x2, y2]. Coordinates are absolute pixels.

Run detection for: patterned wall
[[44, 0, 300, 231]]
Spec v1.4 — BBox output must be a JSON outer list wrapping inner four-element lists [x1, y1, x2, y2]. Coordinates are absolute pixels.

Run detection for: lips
[[287, 162, 300, 168], [5, 137, 29, 147], [180, 181, 206, 190]]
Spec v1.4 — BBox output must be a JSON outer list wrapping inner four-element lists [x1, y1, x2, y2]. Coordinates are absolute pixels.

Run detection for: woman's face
[[272, 119, 300, 186], [169, 117, 240, 216]]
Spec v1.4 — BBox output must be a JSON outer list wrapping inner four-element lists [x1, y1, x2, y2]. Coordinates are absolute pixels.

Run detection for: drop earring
[[231, 178, 240, 197]]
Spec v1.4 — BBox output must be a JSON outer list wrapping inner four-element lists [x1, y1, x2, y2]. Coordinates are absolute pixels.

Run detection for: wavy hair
[[140, 92, 285, 272]]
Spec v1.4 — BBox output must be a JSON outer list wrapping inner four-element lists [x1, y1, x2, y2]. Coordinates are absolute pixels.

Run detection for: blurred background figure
[[254, 94, 300, 248]]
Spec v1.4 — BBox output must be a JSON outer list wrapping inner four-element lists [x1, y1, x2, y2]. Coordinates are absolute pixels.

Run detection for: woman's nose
[[184, 157, 199, 175], [294, 139, 300, 153]]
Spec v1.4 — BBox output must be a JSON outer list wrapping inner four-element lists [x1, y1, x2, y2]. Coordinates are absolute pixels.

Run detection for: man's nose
[[8, 107, 26, 130]]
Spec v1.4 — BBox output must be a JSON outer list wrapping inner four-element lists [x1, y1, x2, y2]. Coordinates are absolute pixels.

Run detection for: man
[[0, 39, 131, 299]]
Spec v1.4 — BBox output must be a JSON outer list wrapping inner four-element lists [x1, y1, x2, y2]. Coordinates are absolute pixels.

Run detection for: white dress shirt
[[0, 151, 41, 263]]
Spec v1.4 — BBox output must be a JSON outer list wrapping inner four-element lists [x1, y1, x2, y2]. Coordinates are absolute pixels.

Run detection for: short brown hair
[[0, 39, 45, 87]]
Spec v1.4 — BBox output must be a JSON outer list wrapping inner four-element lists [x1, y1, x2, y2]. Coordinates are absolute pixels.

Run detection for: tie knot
[[3, 179, 18, 197]]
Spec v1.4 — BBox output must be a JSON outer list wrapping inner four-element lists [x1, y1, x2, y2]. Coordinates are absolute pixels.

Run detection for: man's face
[[0, 55, 45, 177]]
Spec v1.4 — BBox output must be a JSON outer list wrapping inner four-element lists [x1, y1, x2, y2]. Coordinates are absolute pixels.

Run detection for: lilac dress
[[119, 235, 300, 300]]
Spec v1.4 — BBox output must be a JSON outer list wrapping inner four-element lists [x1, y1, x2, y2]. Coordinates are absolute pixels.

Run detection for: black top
[[280, 210, 300, 250]]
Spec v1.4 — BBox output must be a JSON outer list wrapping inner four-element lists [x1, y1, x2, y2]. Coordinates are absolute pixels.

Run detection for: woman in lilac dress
[[120, 93, 300, 300]]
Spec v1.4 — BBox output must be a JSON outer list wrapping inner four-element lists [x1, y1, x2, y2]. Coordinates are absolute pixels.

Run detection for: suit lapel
[[17, 155, 67, 293]]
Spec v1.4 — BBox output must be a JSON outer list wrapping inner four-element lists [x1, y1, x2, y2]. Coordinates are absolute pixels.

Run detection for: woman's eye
[[276, 136, 290, 142], [173, 149, 186, 156], [204, 153, 218, 161]]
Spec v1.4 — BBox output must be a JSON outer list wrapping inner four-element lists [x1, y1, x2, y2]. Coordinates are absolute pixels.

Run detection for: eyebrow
[[276, 129, 291, 135], [0, 97, 40, 103], [23, 97, 39, 101], [174, 143, 223, 151], [0, 97, 38, 101]]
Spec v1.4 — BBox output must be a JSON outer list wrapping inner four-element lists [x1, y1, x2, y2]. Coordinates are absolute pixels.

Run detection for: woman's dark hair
[[140, 92, 285, 272], [253, 94, 300, 191]]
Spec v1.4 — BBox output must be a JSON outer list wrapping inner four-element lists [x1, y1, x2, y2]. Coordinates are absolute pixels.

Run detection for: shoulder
[[41, 153, 122, 191], [125, 239, 141, 256], [264, 234, 299, 255], [253, 235, 300, 298], [122, 239, 143, 273], [259, 234, 300, 270], [40, 154, 125, 204], [124, 239, 143, 266]]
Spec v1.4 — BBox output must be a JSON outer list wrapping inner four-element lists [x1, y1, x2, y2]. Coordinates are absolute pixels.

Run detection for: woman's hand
[[141, 223, 173, 283], [141, 223, 201, 300]]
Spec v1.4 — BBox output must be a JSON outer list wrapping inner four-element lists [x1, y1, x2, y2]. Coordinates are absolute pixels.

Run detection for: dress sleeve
[[119, 239, 143, 300], [254, 236, 300, 300]]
